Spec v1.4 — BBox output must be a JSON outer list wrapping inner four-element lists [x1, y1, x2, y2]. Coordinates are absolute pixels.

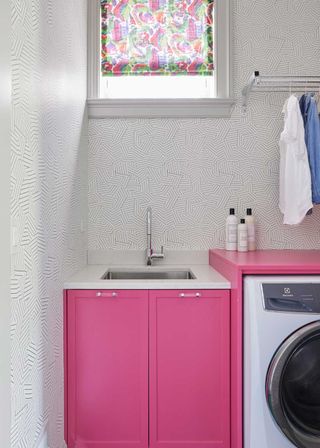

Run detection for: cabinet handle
[[179, 292, 201, 298], [96, 292, 118, 298]]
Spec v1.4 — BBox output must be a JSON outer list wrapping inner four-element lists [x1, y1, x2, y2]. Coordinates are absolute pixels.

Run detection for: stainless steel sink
[[102, 269, 196, 280]]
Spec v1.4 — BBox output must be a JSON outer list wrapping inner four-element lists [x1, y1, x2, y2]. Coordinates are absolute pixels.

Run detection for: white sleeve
[[283, 96, 298, 142]]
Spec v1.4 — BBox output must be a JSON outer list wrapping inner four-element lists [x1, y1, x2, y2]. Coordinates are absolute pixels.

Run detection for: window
[[100, 0, 214, 99], [88, 0, 233, 117], [101, 0, 214, 77]]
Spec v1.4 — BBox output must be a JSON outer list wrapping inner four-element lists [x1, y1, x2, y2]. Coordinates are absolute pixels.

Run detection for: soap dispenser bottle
[[225, 208, 237, 251], [246, 208, 256, 251]]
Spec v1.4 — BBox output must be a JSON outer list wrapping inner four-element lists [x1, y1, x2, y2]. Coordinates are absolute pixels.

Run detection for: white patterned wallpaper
[[89, 0, 320, 251], [11, 0, 87, 447], [8, 0, 320, 446]]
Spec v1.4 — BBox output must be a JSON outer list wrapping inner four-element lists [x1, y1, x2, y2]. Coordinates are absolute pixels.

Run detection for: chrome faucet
[[146, 207, 165, 266]]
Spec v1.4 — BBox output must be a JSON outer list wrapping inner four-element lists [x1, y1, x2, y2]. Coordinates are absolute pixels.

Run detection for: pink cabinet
[[65, 289, 230, 448], [149, 290, 230, 448], [65, 290, 149, 448]]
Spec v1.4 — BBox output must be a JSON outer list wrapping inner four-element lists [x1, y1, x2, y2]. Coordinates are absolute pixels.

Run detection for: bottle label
[[247, 223, 255, 242], [238, 229, 248, 249], [227, 224, 237, 243]]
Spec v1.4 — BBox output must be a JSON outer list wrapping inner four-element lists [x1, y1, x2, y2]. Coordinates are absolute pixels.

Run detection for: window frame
[[87, 0, 234, 118]]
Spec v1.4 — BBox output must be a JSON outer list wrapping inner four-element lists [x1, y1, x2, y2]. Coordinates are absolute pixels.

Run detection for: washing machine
[[244, 276, 320, 448]]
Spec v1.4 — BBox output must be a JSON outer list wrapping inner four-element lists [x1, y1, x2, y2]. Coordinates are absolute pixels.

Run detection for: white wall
[[88, 0, 320, 251], [11, 0, 88, 446], [0, 0, 12, 445]]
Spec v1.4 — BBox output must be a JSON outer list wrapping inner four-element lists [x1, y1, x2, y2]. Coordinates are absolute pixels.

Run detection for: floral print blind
[[101, 0, 214, 76]]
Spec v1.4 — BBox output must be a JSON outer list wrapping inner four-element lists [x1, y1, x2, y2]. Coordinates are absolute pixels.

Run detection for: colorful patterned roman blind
[[101, 0, 214, 76]]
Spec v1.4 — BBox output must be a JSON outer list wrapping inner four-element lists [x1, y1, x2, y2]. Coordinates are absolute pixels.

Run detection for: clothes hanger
[[282, 81, 292, 112], [300, 80, 311, 102]]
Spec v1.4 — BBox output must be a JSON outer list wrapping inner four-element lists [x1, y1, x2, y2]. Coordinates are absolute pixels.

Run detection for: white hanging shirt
[[279, 95, 313, 225]]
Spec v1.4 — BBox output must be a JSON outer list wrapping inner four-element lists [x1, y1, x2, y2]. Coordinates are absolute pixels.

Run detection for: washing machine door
[[266, 320, 320, 448]]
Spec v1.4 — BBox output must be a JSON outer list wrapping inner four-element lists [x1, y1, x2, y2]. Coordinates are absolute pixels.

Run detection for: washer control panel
[[262, 283, 320, 313]]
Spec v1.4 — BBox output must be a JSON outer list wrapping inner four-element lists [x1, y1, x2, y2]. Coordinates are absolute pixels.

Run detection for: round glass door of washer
[[266, 321, 320, 448]]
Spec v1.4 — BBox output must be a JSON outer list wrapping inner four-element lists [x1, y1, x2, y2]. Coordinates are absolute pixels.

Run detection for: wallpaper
[[11, 0, 87, 446], [89, 0, 320, 251], [8, 0, 320, 446]]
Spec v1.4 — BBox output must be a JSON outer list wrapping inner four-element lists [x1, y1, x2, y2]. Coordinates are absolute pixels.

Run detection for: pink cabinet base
[[65, 290, 149, 448], [64, 289, 231, 448], [209, 248, 320, 448], [149, 290, 230, 448]]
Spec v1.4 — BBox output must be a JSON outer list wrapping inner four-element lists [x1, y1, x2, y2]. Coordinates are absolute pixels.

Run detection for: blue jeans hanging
[[300, 93, 320, 204]]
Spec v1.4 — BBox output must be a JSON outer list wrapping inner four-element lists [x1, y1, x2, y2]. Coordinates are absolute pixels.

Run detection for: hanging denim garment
[[299, 94, 320, 204]]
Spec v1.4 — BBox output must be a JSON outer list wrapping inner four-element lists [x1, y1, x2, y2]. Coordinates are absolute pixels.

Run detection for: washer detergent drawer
[[262, 283, 320, 313]]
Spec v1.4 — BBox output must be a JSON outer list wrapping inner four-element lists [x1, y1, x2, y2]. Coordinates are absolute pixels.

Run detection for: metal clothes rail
[[242, 71, 320, 111]]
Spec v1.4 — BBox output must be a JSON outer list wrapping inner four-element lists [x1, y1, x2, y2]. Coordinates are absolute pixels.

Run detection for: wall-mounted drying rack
[[242, 71, 320, 111]]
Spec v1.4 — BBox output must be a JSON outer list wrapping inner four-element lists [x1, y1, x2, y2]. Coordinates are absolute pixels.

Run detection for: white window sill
[[87, 98, 235, 119]]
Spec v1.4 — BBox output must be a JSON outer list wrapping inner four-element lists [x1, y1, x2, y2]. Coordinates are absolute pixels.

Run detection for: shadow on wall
[[11, 0, 88, 447]]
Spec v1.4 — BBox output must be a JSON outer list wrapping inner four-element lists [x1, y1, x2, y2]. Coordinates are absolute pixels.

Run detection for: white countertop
[[64, 264, 230, 290]]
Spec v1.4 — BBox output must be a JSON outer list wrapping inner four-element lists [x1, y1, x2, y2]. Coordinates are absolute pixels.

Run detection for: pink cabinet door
[[65, 290, 149, 448], [149, 290, 230, 448]]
